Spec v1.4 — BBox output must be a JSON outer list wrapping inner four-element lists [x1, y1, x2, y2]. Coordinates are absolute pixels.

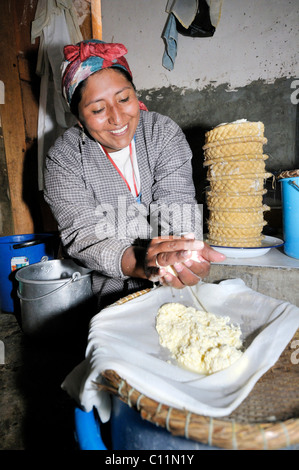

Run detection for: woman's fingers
[[152, 240, 225, 268], [159, 257, 210, 287], [149, 238, 205, 267], [194, 243, 226, 263], [144, 236, 226, 286]]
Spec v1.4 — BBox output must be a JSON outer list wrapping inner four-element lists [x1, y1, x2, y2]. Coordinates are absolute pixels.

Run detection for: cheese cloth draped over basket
[[62, 279, 299, 424]]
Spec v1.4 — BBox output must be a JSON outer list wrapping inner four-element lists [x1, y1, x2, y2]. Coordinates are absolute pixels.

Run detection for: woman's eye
[[92, 108, 105, 114], [120, 96, 129, 103]]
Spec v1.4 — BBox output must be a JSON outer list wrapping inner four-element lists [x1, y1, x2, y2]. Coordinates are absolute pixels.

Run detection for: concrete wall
[[206, 263, 299, 307], [102, 0, 299, 181]]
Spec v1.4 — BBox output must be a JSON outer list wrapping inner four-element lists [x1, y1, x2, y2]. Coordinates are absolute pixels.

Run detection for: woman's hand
[[144, 233, 226, 288]]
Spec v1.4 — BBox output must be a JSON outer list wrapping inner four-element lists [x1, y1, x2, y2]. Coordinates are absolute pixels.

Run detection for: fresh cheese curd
[[156, 303, 243, 375]]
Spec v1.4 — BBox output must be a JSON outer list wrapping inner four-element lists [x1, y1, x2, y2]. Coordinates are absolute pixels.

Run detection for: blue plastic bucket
[[0, 233, 57, 312], [280, 177, 299, 259], [74, 399, 221, 450]]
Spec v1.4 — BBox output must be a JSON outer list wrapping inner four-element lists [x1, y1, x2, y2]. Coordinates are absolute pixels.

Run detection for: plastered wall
[[102, 0, 298, 91], [1, 0, 298, 235], [101, 0, 299, 174]]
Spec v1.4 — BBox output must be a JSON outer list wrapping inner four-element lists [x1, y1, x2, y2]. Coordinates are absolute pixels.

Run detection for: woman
[[44, 39, 225, 309]]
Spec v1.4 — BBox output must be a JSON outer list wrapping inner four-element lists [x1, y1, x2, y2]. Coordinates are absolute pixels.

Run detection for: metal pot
[[16, 258, 94, 336]]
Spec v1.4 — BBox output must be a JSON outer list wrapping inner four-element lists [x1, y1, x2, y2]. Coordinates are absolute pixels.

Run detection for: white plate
[[209, 235, 284, 258]]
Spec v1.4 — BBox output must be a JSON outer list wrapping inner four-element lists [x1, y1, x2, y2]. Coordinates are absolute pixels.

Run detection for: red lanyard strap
[[102, 143, 139, 197]]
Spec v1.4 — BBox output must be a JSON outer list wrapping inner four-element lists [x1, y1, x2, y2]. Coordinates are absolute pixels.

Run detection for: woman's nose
[[108, 105, 121, 125]]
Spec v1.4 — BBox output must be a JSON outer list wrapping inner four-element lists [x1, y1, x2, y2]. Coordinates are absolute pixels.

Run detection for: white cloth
[[32, 0, 83, 189], [62, 279, 299, 423]]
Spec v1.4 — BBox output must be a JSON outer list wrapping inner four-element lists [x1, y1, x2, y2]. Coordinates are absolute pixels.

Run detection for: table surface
[[212, 247, 299, 269]]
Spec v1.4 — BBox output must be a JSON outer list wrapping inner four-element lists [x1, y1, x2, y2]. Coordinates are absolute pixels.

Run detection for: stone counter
[[205, 248, 299, 307]]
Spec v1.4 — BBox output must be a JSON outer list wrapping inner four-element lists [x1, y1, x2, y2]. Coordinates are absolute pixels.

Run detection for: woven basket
[[209, 177, 267, 194], [203, 141, 267, 161], [207, 159, 267, 177], [205, 122, 265, 144], [207, 191, 266, 209], [208, 206, 269, 226], [204, 153, 268, 165], [208, 221, 266, 239], [95, 290, 299, 450], [277, 169, 299, 179], [207, 236, 265, 247], [203, 136, 267, 149]]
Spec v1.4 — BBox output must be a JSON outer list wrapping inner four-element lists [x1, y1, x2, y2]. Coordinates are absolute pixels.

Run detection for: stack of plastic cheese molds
[[203, 120, 272, 247]]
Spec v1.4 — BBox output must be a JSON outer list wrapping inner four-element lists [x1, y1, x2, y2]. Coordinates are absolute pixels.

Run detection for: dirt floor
[[0, 307, 92, 450]]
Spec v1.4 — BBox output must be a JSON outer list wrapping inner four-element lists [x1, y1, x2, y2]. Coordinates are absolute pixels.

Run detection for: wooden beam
[[0, 0, 34, 234], [91, 0, 102, 40]]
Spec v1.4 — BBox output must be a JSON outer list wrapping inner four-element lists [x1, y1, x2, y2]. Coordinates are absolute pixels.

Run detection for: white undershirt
[[99, 139, 141, 197]]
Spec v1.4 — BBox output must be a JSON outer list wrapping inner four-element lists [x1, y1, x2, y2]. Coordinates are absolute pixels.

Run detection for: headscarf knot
[[64, 42, 129, 64], [61, 40, 148, 112]]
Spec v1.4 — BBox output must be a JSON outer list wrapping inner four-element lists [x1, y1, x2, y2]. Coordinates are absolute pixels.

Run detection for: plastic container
[[74, 408, 107, 450], [16, 258, 94, 336], [280, 177, 299, 259], [0, 233, 57, 312], [74, 398, 299, 450], [110, 397, 220, 450], [74, 398, 220, 451]]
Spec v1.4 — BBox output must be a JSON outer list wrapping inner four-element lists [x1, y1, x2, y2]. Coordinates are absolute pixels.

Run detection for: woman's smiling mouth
[[110, 124, 128, 135]]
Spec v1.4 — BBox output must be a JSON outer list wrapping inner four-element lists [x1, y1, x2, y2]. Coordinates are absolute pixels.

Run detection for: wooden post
[[91, 0, 102, 40], [0, 0, 34, 234]]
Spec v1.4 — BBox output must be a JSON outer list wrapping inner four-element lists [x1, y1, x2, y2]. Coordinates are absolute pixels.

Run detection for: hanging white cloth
[[31, 0, 83, 190]]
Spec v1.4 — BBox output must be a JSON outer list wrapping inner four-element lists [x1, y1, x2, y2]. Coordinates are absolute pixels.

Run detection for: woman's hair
[[70, 66, 136, 118]]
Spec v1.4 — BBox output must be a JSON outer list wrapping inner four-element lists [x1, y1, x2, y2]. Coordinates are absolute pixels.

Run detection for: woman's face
[[77, 68, 140, 152]]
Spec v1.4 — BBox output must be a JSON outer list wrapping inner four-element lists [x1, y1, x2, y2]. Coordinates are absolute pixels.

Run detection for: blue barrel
[[74, 399, 221, 450], [0, 233, 57, 312], [74, 408, 107, 450], [280, 177, 299, 259]]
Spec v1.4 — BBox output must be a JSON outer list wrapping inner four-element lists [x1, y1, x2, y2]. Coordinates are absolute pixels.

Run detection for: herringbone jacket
[[44, 110, 202, 307]]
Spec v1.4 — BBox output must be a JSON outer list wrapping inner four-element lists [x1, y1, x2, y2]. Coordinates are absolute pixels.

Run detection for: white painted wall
[[102, 0, 299, 91]]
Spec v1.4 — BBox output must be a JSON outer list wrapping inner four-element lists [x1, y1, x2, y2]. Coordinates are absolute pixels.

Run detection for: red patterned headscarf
[[61, 39, 147, 111]]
